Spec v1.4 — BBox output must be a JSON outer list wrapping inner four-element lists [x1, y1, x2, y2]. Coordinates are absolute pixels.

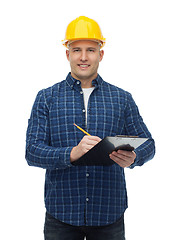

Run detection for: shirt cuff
[[56, 147, 74, 169]]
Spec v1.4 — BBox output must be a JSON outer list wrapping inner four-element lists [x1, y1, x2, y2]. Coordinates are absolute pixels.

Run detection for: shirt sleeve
[[25, 90, 73, 170], [124, 92, 155, 168]]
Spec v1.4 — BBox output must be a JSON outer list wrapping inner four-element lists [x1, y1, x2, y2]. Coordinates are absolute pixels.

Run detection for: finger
[[110, 153, 128, 163], [112, 150, 136, 161], [86, 136, 102, 142], [85, 144, 96, 151], [117, 150, 134, 158], [109, 154, 126, 167], [109, 152, 134, 167], [110, 151, 128, 161], [83, 136, 101, 146], [109, 154, 133, 168]]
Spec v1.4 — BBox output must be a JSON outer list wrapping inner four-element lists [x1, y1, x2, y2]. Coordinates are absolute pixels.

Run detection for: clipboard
[[72, 136, 148, 166]]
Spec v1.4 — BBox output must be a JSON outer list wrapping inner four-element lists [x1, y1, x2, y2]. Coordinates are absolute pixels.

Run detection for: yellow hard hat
[[62, 16, 106, 48]]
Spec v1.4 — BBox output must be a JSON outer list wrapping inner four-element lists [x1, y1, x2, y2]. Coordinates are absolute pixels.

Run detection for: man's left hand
[[109, 150, 136, 168]]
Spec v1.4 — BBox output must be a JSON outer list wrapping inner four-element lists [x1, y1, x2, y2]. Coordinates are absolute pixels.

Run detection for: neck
[[80, 80, 93, 88], [70, 73, 98, 88]]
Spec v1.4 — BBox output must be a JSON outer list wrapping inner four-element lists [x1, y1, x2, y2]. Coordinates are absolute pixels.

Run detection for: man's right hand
[[70, 135, 101, 163]]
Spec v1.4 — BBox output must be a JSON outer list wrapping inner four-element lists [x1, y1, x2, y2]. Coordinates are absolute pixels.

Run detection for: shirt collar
[[66, 72, 103, 90]]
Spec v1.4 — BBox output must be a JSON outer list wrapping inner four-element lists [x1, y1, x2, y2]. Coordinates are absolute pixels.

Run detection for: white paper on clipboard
[[106, 135, 148, 152]]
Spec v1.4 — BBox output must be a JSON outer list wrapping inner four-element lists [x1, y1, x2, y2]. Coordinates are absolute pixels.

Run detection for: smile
[[78, 64, 90, 69]]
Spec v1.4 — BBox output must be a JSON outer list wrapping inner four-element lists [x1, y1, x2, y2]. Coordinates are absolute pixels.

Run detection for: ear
[[66, 50, 70, 61], [99, 50, 104, 62]]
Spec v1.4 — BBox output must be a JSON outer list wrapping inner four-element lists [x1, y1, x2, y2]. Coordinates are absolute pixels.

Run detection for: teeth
[[80, 65, 88, 67]]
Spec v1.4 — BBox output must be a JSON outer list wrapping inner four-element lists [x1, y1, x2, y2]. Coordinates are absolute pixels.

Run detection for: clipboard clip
[[116, 135, 138, 138]]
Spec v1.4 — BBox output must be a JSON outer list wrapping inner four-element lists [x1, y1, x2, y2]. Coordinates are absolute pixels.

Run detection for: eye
[[73, 49, 81, 52], [88, 49, 95, 52]]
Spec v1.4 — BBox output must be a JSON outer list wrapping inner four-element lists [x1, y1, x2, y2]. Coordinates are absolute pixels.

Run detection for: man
[[26, 16, 155, 240]]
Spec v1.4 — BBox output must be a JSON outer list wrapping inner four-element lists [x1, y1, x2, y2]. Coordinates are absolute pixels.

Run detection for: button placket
[[85, 168, 90, 225]]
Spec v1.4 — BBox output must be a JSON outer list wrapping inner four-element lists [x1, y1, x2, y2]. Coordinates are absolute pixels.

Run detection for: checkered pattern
[[26, 73, 155, 226]]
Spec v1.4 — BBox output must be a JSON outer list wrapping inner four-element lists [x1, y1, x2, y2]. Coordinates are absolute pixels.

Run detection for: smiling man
[[26, 16, 155, 240]]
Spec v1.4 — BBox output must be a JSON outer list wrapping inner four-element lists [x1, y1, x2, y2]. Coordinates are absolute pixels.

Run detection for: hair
[[67, 40, 102, 49]]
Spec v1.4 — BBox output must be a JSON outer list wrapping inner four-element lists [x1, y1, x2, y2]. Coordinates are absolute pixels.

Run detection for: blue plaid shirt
[[26, 73, 155, 226]]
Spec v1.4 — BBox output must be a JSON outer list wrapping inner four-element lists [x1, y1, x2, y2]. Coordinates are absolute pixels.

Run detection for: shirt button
[[86, 198, 89, 202], [82, 109, 85, 113], [86, 173, 89, 177], [80, 91, 83, 94], [77, 81, 80, 84]]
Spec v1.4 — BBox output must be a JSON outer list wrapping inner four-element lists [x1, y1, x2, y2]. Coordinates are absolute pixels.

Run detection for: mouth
[[78, 64, 90, 69]]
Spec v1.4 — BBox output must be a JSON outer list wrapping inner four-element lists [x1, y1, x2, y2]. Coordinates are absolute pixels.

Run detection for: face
[[66, 40, 104, 87]]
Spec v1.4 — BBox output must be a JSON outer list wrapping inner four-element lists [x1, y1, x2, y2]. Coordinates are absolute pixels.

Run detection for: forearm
[[25, 143, 73, 170], [124, 93, 155, 168], [25, 90, 74, 170], [129, 138, 155, 168]]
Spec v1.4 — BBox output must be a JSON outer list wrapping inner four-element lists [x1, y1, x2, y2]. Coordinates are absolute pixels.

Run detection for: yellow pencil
[[74, 123, 91, 136]]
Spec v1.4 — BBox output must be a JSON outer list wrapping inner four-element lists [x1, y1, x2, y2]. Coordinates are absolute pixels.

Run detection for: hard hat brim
[[62, 38, 106, 49]]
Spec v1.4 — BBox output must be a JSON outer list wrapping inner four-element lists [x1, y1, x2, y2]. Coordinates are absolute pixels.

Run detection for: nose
[[80, 50, 88, 62]]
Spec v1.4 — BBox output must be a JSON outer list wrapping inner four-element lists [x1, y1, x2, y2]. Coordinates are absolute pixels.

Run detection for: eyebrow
[[87, 47, 97, 50], [72, 47, 81, 50], [71, 47, 97, 51]]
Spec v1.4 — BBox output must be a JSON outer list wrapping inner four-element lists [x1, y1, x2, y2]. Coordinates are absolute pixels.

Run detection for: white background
[[0, 0, 175, 239]]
